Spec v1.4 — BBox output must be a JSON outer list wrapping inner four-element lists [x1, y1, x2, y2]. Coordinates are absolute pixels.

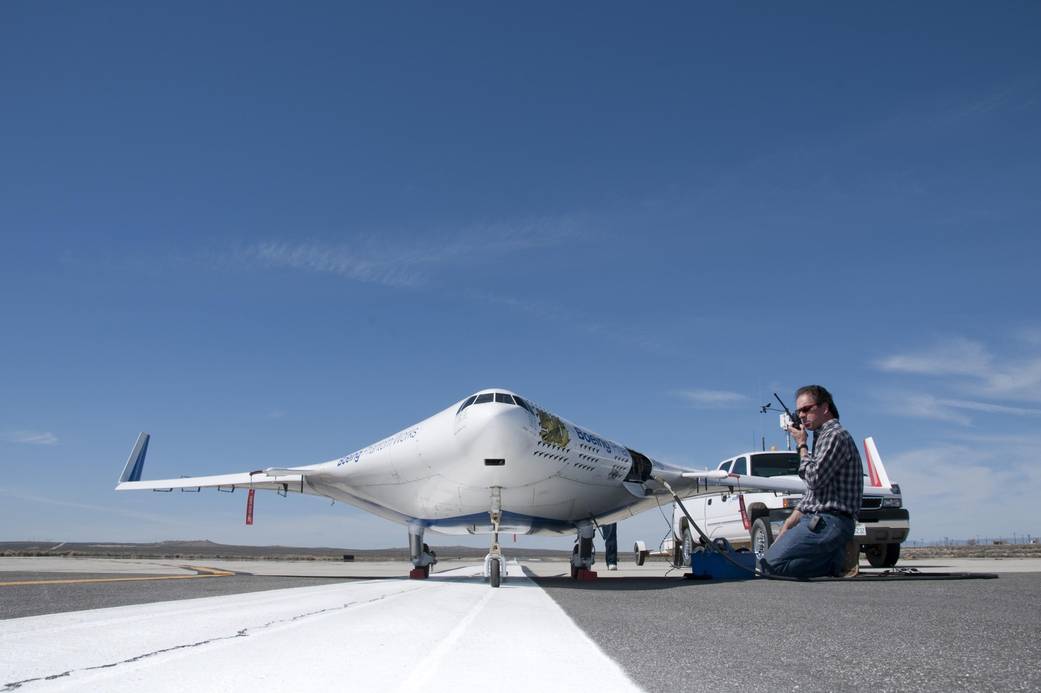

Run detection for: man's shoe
[[607, 563, 617, 571]]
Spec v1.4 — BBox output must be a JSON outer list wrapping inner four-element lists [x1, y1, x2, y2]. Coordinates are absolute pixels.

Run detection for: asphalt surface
[[4, 559, 1039, 692], [534, 571, 1041, 693], [0, 571, 354, 620]]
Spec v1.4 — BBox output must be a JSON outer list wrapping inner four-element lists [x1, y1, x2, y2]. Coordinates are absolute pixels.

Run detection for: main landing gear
[[408, 526, 438, 579], [570, 524, 598, 580]]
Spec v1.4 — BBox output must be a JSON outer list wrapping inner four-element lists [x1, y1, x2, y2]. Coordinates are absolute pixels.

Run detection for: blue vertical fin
[[119, 433, 150, 483]]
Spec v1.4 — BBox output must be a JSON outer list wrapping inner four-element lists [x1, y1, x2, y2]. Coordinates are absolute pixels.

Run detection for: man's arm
[[799, 427, 848, 489], [777, 508, 802, 539]]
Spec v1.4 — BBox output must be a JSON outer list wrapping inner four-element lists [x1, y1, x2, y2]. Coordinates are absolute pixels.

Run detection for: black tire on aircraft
[[866, 542, 901, 568], [751, 518, 774, 561], [490, 558, 501, 588]]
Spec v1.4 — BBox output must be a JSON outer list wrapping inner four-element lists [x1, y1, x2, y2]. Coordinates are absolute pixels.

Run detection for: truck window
[[732, 457, 747, 475], [751, 452, 801, 477]]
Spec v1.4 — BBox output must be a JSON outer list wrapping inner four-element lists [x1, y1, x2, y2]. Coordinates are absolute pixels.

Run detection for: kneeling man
[[762, 385, 862, 578]]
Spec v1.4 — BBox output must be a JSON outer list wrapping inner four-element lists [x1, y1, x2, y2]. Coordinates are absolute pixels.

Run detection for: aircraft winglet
[[119, 433, 150, 483]]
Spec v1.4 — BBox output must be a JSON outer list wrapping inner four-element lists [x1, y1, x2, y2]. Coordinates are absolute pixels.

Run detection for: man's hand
[[788, 423, 808, 448], [776, 508, 802, 539]]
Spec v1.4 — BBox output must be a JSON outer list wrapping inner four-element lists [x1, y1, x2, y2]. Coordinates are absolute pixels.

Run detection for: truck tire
[[751, 518, 774, 561], [671, 531, 685, 569], [866, 542, 900, 568], [681, 527, 694, 567]]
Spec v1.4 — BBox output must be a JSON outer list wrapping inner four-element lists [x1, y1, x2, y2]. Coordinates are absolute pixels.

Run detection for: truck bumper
[[766, 508, 910, 545]]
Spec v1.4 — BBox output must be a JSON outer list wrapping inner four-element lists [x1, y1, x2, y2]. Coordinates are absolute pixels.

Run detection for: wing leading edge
[[114, 433, 320, 495]]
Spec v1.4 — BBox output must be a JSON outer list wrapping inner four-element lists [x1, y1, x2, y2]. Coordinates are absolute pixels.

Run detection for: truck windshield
[[752, 453, 800, 477]]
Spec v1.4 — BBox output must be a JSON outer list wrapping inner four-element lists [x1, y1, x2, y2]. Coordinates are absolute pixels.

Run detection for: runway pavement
[[2, 556, 1038, 692]]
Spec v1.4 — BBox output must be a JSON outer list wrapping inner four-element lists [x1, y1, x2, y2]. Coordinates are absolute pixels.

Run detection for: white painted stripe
[[393, 584, 495, 692], [0, 564, 642, 693]]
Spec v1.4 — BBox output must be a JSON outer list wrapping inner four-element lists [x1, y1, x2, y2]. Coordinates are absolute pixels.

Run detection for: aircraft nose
[[452, 402, 542, 483]]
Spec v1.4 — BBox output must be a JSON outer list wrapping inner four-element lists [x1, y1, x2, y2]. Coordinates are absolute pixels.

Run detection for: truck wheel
[[751, 518, 774, 561], [866, 542, 901, 568], [681, 527, 694, 567], [671, 532, 684, 569]]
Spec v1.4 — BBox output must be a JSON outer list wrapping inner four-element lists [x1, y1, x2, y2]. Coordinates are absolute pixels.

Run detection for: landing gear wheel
[[681, 526, 694, 567], [866, 542, 900, 568], [634, 541, 647, 566], [751, 518, 775, 561], [490, 558, 501, 588]]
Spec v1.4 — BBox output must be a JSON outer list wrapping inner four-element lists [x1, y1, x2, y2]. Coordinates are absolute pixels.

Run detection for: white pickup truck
[[648, 441, 910, 568]]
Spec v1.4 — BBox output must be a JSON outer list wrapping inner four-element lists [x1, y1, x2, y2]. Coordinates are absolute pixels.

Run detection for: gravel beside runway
[[535, 572, 1041, 693]]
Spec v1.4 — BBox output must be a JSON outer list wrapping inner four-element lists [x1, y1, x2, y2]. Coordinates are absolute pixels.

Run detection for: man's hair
[[796, 385, 839, 419]]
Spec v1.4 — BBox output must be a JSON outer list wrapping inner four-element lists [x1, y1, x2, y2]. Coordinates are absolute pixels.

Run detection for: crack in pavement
[[4, 585, 427, 690]]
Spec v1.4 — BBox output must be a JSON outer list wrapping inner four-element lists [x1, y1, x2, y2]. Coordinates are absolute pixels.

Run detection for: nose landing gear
[[484, 487, 507, 588]]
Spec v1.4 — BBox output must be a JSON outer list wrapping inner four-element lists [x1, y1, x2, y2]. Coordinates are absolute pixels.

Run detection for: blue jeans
[[762, 512, 854, 578], [602, 523, 618, 565]]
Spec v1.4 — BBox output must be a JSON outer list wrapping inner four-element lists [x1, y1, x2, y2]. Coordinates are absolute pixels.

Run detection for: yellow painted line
[[0, 565, 235, 587]]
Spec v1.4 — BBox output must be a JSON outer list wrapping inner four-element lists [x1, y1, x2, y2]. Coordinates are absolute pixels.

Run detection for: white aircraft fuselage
[[304, 388, 660, 536]]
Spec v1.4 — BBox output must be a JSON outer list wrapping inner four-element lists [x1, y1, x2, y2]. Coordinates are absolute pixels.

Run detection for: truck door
[[718, 456, 748, 539], [704, 459, 735, 539]]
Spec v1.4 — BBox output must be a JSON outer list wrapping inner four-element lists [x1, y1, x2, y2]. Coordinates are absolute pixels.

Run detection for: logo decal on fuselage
[[537, 410, 570, 448], [574, 426, 613, 454], [337, 427, 418, 466]]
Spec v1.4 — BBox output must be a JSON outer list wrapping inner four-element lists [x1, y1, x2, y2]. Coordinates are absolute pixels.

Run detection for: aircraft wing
[[651, 436, 900, 499], [114, 433, 321, 495], [680, 470, 810, 494]]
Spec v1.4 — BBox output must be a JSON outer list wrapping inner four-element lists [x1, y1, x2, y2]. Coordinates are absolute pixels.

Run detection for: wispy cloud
[[875, 338, 992, 378], [885, 440, 1041, 539], [876, 337, 1041, 402], [240, 216, 582, 288], [888, 391, 1041, 426], [893, 394, 973, 426], [937, 398, 1041, 417], [1, 430, 59, 446], [0, 488, 174, 524], [246, 241, 425, 287], [673, 389, 747, 408]]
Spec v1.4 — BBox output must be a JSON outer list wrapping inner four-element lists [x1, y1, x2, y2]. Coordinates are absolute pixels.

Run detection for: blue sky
[[2, 2, 1039, 550]]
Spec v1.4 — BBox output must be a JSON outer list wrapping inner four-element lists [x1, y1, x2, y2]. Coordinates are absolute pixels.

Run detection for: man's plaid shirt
[[797, 418, 863, 517]]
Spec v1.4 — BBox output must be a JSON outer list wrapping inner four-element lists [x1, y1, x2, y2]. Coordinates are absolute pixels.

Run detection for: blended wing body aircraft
[[117, 388, 898, 586]]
